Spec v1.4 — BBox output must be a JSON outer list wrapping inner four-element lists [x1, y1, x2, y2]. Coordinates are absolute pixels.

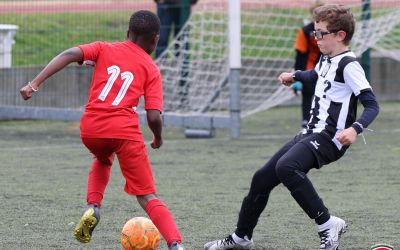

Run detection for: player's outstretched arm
[[147, 109, 163, 149], [20, 47, 83, 100]]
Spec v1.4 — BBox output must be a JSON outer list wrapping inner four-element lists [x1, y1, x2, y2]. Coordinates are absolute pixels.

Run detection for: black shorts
[[295, 132, 345, 168]]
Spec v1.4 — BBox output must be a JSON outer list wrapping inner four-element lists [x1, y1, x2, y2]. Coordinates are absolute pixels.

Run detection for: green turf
[[0, 102, 399, 249]]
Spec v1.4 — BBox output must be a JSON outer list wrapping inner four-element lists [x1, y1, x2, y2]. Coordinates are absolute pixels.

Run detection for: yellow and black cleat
[[73, 205, 100, 243]]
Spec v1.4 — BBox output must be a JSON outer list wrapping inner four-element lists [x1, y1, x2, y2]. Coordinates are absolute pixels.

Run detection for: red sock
[[86, 159, 111, 207], [145, 199, 182, 246]]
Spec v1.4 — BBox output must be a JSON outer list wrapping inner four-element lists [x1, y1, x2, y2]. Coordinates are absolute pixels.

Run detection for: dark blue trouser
[[156, 3, 182, 58]]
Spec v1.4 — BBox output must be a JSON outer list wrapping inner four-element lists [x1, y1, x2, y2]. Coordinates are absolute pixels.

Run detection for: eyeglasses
[[312, 30, 337, 40]]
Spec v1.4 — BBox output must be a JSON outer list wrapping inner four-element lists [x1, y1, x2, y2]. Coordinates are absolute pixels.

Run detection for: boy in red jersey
[[20, 10, 185, 250]]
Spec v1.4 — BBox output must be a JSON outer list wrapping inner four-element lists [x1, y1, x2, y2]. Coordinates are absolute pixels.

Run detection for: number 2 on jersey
[[98, 65, 134, 105]]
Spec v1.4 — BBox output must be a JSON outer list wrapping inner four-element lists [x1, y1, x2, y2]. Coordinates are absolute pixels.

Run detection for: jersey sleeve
[[144, 68, 163, 112], [78, 41, 105, 62], [343, 61, 372, 96]]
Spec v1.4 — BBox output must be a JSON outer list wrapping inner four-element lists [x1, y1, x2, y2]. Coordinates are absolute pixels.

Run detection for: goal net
[[155, 0, 400, 120]]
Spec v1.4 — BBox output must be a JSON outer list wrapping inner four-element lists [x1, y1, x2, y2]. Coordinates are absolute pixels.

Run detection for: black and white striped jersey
[[305, 50, 372, 150]]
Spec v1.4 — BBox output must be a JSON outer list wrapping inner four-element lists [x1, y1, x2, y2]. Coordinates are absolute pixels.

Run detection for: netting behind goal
[[155, 0, 400, 119]]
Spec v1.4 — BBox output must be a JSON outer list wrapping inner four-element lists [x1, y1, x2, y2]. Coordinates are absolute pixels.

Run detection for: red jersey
[[78, 41, 163, 141]]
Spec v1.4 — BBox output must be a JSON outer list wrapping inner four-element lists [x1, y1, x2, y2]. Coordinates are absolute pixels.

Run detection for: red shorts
[[81, 137, 157, 195]]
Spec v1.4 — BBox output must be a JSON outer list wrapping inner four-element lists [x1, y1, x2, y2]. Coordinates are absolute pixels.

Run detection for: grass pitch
[[0, 102, 399, 249]]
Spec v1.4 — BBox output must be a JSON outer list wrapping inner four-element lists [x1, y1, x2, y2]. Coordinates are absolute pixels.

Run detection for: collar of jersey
[[124, 40, 151, 59], [326, 49, 351, 60]]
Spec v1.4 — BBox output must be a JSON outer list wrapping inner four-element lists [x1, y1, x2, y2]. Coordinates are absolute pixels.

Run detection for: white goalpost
[[228, 0, 241, 138]]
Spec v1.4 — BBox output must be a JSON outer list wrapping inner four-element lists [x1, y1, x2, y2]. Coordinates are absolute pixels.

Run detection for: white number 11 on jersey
[[98, 65, 134, 105]]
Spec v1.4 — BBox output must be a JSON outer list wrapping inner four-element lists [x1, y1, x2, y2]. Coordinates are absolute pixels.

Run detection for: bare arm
[[20, 47, 83, 100], [147, 109, 163, 149]]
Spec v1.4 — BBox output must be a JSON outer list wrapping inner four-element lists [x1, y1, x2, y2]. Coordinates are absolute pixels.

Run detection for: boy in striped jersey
[[204, 4, 379, 250]]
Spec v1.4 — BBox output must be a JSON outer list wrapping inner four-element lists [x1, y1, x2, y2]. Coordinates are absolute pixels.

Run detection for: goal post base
[[184, 128, 215, 138]]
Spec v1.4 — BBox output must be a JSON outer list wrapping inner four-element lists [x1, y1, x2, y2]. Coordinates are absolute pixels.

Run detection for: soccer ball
[[120, 217, 161, 250]]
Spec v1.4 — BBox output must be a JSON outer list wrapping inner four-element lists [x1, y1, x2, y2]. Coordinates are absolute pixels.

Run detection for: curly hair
[[313, 4, 355, 45], [129, 10, 160, 37]]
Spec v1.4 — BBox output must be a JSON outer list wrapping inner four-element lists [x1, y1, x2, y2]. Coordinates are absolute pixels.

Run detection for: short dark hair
[[313, 4, 355, 45], [129, 10, 160, 37]]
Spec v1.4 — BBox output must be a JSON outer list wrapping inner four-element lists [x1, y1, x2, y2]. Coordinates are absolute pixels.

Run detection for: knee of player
[[95, 156, 114, 166], [246, 169, 276, 196], [251, 168, 267, 183], [275, 158, 299, 181], [136, 193, 159, 208]]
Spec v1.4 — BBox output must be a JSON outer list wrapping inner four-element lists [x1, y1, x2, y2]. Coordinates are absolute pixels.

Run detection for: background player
[[204, 4, 379, 250], [293, 0, 324, 129], [154, 0, 198, 58], [20, 10, 185, 250]]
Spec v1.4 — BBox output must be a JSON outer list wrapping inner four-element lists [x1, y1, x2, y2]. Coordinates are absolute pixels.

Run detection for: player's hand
[[336, 127, 357, 146], [19, 83, 36, 100], [151, 137, 163, 149], [278, 72, 295, 86]]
